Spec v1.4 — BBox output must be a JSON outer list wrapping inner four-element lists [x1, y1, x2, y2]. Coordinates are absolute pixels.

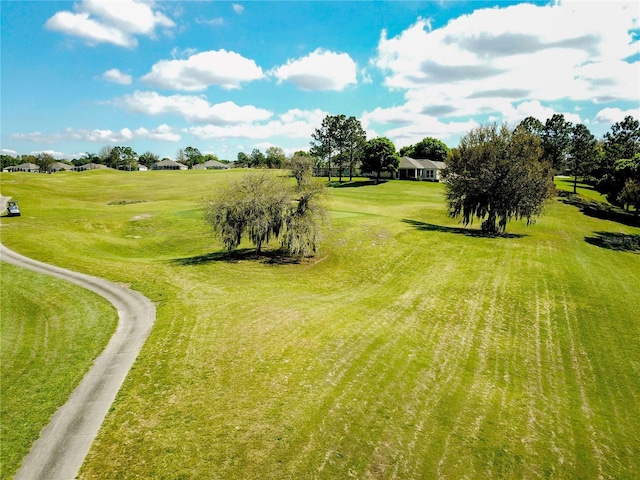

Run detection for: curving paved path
[[1, 196, 155, 480]]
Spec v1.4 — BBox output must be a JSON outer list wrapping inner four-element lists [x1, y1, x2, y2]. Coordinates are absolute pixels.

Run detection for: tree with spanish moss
[[203, 172, 327, 257], [444, 123, 556, 234]]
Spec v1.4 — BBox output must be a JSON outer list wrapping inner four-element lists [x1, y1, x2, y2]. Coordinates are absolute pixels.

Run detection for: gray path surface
[[1, 196, 156, 480]]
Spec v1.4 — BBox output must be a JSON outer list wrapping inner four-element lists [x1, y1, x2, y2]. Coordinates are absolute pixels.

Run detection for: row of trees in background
[[516, 114, 639, 212], [444, 115, 639, 233], [0, 146, 227, 171]]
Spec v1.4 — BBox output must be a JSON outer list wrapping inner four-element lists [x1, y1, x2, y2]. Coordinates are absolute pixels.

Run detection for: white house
[[395, 157, 446, 181]]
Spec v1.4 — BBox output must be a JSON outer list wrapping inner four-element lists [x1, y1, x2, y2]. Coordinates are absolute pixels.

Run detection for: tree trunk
[[573, 175, 578, 194]]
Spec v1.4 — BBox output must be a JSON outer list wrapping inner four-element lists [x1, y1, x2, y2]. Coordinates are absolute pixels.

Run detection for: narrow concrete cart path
[[1, 196, 156, 480]]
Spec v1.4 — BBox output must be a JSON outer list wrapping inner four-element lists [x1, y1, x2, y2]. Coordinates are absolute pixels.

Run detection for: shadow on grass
[[328, 180, 386, 188], [557, 177, 598, 192], [402, 219, 526, 238], [585, 232, 640, 252], [172, 248, 303, 266], [558, 191, 639, 227]]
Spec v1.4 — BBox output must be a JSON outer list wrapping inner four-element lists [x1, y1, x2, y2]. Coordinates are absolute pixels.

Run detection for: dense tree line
[[516, 114, 639, 211]]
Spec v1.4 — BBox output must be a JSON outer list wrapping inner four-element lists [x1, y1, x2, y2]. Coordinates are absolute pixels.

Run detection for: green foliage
[[265, 146, 286, 169], [542, 113, 573, 173], [569, 123, 599, 193], [35, 152, 55, 173], [138, 151, 159, 168], [596, 117, 640, 204], [618, 179, 640, 214], [289, 152, 314, 189], [203, 172, 327, 255], [445, 123, 556, 234], [400, 137, 449, 162], [184, 146, 204, 168], [282, 182, 327, 257], [311, 114, 366, 181], [360, 137, 399, 183], [204, 173, 289, 253]]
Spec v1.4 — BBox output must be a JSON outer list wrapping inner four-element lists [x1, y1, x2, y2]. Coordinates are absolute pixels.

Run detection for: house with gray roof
[[7, 162, 40, 173], [396, 157, 446, 181], [152, 159, 188, 170], [73, 163, 110, 171]]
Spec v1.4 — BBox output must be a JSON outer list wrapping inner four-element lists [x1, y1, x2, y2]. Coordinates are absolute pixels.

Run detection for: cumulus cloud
[[10, 131, 62, 144], [30, 149, 66, 159], [2, 149, 19, 156], [371, 1, 639, 128], [102, 68, 132, 85], [271, 49, 357, 91], [593, 107, 640, 125], [45, 0, 175, 48], [141, 50, 265, 91], [11, 125, 181, 145], [186, 108, 327, 141], [117, 91, 273, 125]]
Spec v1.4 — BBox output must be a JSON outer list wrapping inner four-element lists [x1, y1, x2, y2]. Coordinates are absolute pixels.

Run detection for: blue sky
[[1, 0, 638, 161]]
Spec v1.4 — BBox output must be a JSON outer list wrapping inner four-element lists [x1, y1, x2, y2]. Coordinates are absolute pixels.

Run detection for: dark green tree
[[35, 152, 55, 173], [400, 137, 449, 162], [342, 116, 367, 181], [596, 117, 640, 204], [569, 124, 599, 194], [360, 137, 400, 184], [265, 146, 286, 169], [184, 146, 203, 169], [444, 123, 556, 234], [249, 148, 266, 168], [542, 114, 573, 173], [310, 114, 345, 181], [236, 151, 250, 167], [138, 151, 159, 168], [516, 116, 545, 137]]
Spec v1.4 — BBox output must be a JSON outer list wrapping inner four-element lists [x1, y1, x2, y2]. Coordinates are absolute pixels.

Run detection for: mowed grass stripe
[[1, 171, 638, 478]]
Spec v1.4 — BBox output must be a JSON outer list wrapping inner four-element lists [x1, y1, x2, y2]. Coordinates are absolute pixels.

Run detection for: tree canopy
[[399, 137, 449, 162], [203, 173, 327, 257], [360, 137, 400, 184], [444, 123, 556, 234], [310, 114, 366, 182]]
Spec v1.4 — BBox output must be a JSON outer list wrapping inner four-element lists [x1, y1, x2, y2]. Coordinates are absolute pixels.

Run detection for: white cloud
[[371, 1, 639, 129], [11, 125, 181, 145], [10, 131, 61, 144], [102, 68, 132, 85], [118, 91, 273, 125], [196, 16, 225, 26], [271, 49, 357, 91], [593, 107, 640, 125], [30, 149, 66, 159], [141, 50, 265, 91], [2, 149, 19, 156], [46, 11, 134, 48], [186, 108, 327, 141], [232, 4, 244, 15], [45, 0, 175, 48], [361, 106, 478, 148]]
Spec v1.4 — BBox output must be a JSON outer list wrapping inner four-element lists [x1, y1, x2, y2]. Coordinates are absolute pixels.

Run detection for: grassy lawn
[[0, 262, 116, 479], [1, 170, 639, 479]]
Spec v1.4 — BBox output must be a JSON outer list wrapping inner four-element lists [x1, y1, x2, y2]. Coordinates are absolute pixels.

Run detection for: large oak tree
[[445, 123, 556, 234]]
